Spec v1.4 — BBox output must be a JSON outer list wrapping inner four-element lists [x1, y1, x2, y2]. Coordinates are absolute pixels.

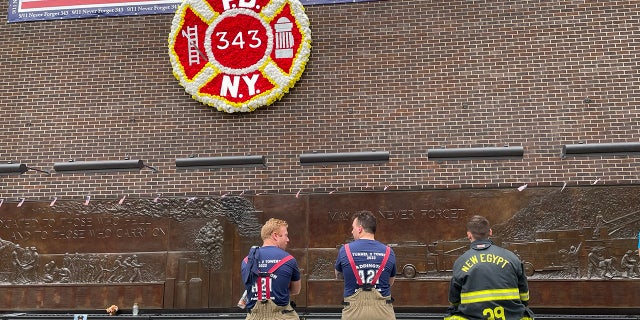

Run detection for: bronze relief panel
[[0, 187, 638, 311]]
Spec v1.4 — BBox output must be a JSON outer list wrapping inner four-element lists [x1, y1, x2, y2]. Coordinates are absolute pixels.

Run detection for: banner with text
[[8, 0, 383, 23]]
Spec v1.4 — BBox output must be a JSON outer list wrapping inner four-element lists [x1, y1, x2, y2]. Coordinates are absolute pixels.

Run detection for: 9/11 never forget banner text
[[8, 0, 383, 23]]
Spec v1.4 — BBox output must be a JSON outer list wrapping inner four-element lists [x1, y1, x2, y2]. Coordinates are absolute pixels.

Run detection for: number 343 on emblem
[[168, 0, 312, 113]]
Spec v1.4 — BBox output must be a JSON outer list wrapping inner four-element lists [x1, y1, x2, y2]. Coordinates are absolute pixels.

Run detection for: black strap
[[361, 283, 374, 291]]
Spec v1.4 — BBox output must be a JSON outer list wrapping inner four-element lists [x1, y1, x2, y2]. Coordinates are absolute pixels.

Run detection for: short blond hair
[[261, 218, 288, 241]]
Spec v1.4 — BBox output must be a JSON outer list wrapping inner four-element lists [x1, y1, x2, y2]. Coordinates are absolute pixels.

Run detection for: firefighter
[[241, 218, 301, 320], [621, 250, 636, 278], [335, 210, 397, 320], [444, 215, 534, 320]]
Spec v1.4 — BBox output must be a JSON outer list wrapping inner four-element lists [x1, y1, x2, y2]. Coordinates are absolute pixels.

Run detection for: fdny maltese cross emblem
[[168, 0, 311, 113]]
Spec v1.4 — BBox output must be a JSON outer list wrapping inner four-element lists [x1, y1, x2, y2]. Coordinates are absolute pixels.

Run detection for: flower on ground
[[106, 305, 119, 315]]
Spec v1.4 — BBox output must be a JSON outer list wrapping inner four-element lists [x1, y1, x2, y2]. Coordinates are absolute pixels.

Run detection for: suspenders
[[258, 255, 293, 300], [244, 253, 294, 301], [344, 243, 391, 290]]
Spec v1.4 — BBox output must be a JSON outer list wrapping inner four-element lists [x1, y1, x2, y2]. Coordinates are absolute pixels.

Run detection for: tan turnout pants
[[245, 300, 299, 320], [341, 289, 396, 320]]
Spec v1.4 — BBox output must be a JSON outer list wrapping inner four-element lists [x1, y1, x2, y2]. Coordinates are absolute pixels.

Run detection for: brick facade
[[1, 0, 639, 201]]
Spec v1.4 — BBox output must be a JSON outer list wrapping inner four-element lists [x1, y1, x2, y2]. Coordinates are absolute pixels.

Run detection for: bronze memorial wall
[[0, 186, 638, 311]]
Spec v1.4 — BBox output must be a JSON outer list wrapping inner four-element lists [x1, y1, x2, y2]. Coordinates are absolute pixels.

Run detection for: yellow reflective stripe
[[444, 316, 469, 320], [520, 291, 529, 301], [446, 312, 532, 320], [460, 288, 520, 304]]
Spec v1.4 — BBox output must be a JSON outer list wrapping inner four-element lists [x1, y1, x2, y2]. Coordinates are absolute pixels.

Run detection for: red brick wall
[[0, 0, 639, 201]]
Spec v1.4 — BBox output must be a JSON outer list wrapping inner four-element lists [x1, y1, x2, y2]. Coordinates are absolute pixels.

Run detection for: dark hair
[[467, 215, 491, 240], [353, 210, 377, 234]]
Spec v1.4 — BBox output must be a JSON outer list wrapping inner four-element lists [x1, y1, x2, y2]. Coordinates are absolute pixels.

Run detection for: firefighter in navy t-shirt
[[241, 218, 301, 320], [335, 210, 396, 320]]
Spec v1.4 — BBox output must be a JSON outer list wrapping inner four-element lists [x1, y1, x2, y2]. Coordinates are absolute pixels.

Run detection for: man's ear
[[466, 231, 473, 241], [489, 228, 493, 237]]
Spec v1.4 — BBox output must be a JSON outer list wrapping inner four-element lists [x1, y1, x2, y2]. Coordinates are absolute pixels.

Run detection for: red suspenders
[[244, 254, 294, 301], [344, 244, 391, 288]]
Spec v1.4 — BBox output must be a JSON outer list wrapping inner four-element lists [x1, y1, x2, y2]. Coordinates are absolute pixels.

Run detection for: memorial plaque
[[0, 186, 638, 311]]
